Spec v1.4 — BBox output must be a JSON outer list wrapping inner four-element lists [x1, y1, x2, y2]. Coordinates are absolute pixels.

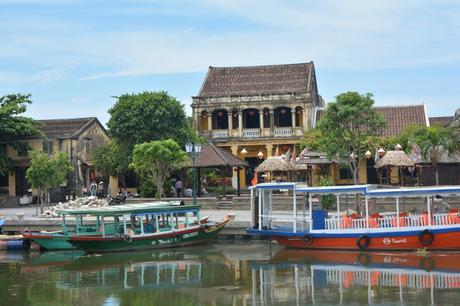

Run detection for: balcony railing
[[274, 127, 292, 137], [211, 130, 228, 139], [243, 129, 260, 138]]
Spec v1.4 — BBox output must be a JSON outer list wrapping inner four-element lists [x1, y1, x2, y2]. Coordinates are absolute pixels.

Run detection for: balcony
[[243, 129, 260, 138], [211, 130, 228, 139], [274, 127, 292, 137]]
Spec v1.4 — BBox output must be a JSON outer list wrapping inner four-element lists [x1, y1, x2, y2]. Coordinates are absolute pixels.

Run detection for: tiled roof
[[429, 116, 454, 127], [375, 105, 428, 137], [315, 105, 428, 137], [186, 142, 248, 168], [36, 117, 97, 139], [197, 63, 314, 97]]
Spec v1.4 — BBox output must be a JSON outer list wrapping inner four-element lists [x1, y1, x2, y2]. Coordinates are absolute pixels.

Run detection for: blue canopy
[[367, 186, 460, 198], [297, 185, 371, 195]]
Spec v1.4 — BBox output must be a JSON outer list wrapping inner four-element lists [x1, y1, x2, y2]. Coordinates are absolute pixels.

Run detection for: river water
[[1, 242, 460, 305]]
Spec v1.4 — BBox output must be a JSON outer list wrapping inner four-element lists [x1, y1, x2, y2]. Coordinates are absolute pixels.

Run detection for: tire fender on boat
[[122, 234, 132, 243], [357, 235, 370, 250], [419, 229, 434, 246], [302, 234, 313, 245], [420, 257, 435, 271]]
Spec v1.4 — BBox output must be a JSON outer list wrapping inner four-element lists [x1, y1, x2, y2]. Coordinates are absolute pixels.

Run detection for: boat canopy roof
[[56, 202, 201, 216], [249, 182, 304, 190], [367, 186, 460, 198], [297, 185, 371, 195]]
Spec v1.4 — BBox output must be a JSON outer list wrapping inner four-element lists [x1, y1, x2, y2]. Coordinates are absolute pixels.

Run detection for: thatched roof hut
[[375, 150, 415, 168], [256, 156, 294, 172]]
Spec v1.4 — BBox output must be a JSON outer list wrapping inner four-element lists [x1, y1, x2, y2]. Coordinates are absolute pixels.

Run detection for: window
[[0, 174, 8, 194], [43, 140, 53, 155]]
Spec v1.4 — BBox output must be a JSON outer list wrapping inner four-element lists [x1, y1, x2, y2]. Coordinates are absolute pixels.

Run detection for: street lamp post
[[185, 142, 202, 205]]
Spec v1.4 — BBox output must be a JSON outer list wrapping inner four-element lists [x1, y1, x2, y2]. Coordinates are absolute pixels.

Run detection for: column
[[231, 146, 239, 190], [228, 113, 233, 137], [207, 114, 212, 131], [238, 112, 243, 137], [259, 110, 264, 136], [269, 110, 275, 136], [304, 105, 311, 130], [266, 144, 273, 157], [291, 109, 296, 129], [192, 107, 198, 129]]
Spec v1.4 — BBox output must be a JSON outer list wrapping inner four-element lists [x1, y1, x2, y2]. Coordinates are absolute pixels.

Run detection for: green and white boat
[[60, 202, 234, 253]]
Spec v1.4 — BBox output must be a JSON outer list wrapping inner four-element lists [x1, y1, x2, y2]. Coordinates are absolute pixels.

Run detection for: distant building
[[0, 117, 110, 205], [191, 62, 323, 186]]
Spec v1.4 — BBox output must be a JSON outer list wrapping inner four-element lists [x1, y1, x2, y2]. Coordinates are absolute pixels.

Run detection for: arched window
[[212, 109, 228, 130], [242, 109, 260, 129], [274, 107, 292, 127]]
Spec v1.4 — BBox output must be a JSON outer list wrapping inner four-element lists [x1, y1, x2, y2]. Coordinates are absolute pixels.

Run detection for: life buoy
[[122, 234, 132, 243], [419, 229, 434, 246], [419, 257, 435, 271], [357, 235, 370, 250], [302, 234, 313, 245]]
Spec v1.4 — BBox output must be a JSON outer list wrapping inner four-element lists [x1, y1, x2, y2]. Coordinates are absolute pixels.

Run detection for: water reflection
[[250, 249, 460, 305], [1, 244, 460, 305]]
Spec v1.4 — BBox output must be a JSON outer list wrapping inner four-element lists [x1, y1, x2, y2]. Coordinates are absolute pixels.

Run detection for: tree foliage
[[397, 125, 460, 185], [311, 92, 385, 184], [92, 141, 132, 187], [130, 139, 187, 199], [0, 94, 42, 175], [26, 151, 73, 214], [107, 91, 194, 147]]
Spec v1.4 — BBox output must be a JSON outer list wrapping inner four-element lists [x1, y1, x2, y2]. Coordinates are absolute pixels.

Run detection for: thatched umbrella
[[375, 150, 415, 186], [256, 156, 294, 182], [256, 156, 294, 172]]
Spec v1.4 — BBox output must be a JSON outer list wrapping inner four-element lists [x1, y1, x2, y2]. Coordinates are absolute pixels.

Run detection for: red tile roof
[[315, 105, 428, 137], [196, 62, 314, 97], [36, 117, 99, 139], [429, 116, 454, 127], [375, 105, 428, 136]]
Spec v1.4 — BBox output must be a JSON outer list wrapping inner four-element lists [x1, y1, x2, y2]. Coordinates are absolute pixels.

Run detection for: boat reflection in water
[[43, 250, 206, 290], [250, 250, 460, 306]]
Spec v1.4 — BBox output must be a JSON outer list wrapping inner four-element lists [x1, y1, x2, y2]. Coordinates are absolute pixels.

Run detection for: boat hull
[[267, 227, 460, 251], [23, 233, 75, 250], [68, 218, 231, 253]]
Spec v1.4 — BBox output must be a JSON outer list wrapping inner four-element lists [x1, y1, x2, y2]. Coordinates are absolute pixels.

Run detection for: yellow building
[[0, 117, 112, 205], [191, 62, 323, 187]]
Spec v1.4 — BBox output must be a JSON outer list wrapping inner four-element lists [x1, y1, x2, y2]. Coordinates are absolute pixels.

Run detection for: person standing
[[175, 179, 182, 198], [97, 181, 104, 199], [90, 181, 97, 197]]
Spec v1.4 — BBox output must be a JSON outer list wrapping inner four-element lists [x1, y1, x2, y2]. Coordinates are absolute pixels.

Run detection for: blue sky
[[1, 0, 459, 125]]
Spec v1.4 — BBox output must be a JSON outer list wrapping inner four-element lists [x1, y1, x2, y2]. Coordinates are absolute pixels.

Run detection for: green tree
[[397, 125, 460, 185], [313, 92, 385, 185], [92, 141, 132, 188], [26, 151, 73, 214], [130, 139, 187, 199], [0, 94, 42, 175], [107, 91, 193, 147]]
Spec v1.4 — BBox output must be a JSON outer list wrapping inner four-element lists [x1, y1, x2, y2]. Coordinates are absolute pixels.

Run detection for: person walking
[[175, 179, 182, 198]]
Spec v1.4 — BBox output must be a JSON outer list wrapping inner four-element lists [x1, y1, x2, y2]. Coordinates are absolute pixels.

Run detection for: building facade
[[0, 117, 111, 205], [191, 62, 323, 186]]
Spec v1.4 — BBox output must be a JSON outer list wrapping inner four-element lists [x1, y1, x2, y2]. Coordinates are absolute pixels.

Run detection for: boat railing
[[259, 214, 311, 232], [324, 211, 460, 230]]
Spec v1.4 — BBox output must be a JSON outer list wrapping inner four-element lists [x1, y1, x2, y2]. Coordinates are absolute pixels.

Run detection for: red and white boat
[[247, 183, 460, 251]]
